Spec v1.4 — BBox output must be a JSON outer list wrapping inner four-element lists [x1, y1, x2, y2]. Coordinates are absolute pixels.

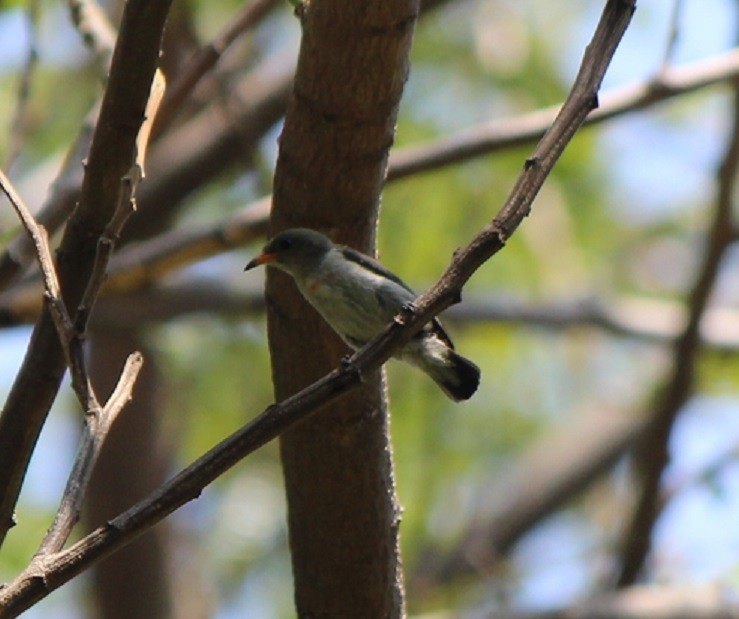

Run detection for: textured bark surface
[[268, 0, 419, 616]]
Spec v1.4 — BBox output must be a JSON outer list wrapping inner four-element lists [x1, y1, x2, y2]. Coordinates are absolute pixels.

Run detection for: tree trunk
[[267, 0, 419, 616]]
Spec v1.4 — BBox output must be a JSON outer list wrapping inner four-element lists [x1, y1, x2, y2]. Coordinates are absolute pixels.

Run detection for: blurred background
[[1, 0, 739, 617]]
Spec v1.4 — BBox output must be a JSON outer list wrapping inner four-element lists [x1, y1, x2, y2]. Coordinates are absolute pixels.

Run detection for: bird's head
[[244, 228, 333, 278]]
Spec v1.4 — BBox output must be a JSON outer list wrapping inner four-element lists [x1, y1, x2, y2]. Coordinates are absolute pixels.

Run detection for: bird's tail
[[408, 346, 480, 402], [424, 349, 481, 402], [399, 334, 481, 401]]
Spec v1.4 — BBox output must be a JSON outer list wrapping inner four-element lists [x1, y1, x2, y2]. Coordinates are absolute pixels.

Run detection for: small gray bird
[[245, 228, 480, 401]]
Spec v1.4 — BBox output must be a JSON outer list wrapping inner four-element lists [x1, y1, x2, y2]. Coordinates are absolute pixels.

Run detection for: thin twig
[[0, 103, 97, 291], [0, 169, 106, 414], [659, 0, 684, 75], [74, 167, 141, 333], [154, 0, 282, 133], [388, 47, 739, 181], [0, 1, 636, 614], [35, 352, 143, 557]]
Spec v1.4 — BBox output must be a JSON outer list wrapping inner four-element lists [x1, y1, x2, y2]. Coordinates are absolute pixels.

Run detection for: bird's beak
[[244, 252, 277, 271]]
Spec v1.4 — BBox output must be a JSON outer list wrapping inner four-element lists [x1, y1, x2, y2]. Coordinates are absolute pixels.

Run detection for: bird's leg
[[395, 301, 418, 326], [340, 354, 364, 382]]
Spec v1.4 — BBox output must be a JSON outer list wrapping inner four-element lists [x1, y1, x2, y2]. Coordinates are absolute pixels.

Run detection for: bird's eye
[[277, 238, 293, 251]]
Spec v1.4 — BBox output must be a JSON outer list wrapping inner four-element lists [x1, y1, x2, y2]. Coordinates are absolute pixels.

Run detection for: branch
[[3, 45, 739, 303], [0, 0, 173, 549], [0, 198, 270, 325], [0, 0, 635, 613], [105, 196, 270, 295], [67, 48, 739, 290], [423, 584, 739, 619], [35, 352, 143, 557], [0, 170, 147, 561], [0, 104, 96, 291], [82, 285, 739, 356], [658, 0, 684, 75], [412, 407, 648, 586], [124, 52, 291, 242], [616, 56, 739, 587], [0, 0, 463, 290], [388, 46, 739, 181], [0, 169, 96, 411], [154, 0, 282, 133], [73, 163, 143, 332]]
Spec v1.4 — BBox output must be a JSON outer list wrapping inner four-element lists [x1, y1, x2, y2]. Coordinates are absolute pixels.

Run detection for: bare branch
[[105, 196, 269, 294], [388, 47, 739, 181], [0, 171, 64, 309], [434, 584, 739, 619], [658, 0, 684, 74], [0, 0, 173, 549], [0, 197, 270, 324], [154, 0, 282, 133], [616, 56, 739, 588], [74, 166, 141, 333], [0, 170, 88, 401], [35, 352, 143, 557]]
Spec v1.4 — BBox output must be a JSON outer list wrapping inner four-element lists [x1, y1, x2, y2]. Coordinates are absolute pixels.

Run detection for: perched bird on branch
[[245, 228, 480, 401]]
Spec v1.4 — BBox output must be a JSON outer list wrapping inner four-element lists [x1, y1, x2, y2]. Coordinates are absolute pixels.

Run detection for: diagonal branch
[[35, 352, 143, 557], [388, 47, 739, 181], [154, 0, 282, 133], [0, 0, 635, 613], [0, 171, 146, 563], [615, 72, 739, 586], [0, 170, 93, 409]]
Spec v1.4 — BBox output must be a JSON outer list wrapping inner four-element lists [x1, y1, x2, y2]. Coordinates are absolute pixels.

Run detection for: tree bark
[[267, 0, 419, 616]]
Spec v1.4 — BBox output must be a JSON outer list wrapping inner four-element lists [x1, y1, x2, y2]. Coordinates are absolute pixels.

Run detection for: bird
[[244, 228, 480, 401]]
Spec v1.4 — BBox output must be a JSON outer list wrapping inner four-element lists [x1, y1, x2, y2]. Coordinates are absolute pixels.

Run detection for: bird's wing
[[428, 317, 455, 349], [339, 246, 456, 350], [339, 246, 414, 293]]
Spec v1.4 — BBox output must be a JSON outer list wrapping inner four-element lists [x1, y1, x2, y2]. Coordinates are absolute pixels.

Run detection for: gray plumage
[[245, 228, 480, 401]]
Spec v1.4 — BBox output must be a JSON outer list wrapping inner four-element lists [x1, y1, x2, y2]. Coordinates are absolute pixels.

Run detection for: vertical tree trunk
[[268, 0, 419, 616]]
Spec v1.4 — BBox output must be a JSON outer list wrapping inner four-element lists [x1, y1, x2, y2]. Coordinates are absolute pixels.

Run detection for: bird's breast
[[299, 265, 395, 347]]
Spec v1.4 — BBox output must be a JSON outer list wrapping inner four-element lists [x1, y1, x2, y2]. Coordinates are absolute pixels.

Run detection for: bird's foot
[[395, 301, 418, 326], [340, 355, 363, 382]]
